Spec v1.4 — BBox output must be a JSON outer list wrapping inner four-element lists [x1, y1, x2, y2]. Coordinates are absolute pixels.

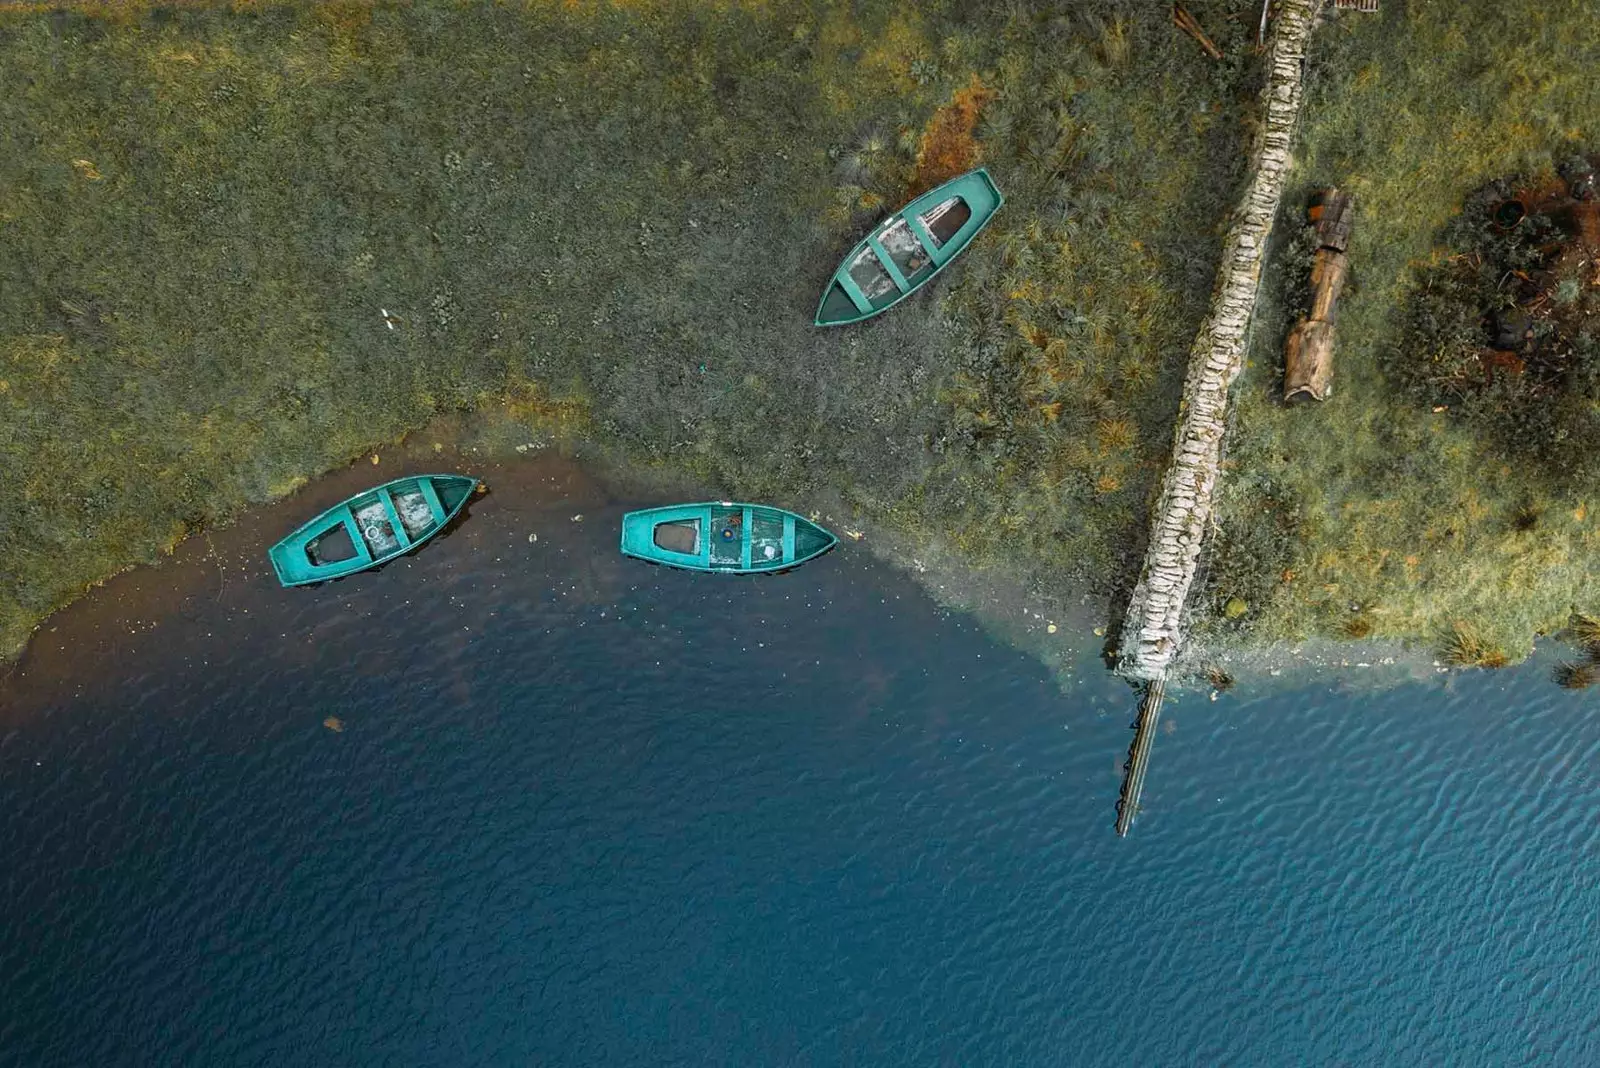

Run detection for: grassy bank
[[1198, 2, 1600, 666], [0, 0, 1263, 658]]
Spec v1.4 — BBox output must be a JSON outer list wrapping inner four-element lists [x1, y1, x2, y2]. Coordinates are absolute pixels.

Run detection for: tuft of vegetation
[[1388, 165, 1600, 480], [1554, 660, 1600, 690], [1569, 612, 1600, 649], [1441, 622, 1509, 670], [1341, 614, 1373, 639]]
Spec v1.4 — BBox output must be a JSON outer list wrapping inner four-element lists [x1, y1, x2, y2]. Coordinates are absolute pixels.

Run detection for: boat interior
[[749, 511, 785, 566], [918, 195, 972, 246], [818, 192, 975, 323], [306, 523, 360, 565], [653, 518, 701, 555], [303, 478, 453, 568], [710, 506, 745, 567]]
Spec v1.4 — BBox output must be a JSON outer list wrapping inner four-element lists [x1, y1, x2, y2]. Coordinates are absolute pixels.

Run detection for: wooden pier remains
[[1115, 679, 1166, 836], [1113, 0, 1323, 833]]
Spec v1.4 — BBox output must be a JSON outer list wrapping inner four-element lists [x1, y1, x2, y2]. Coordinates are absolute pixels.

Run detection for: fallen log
[[1284, 189, 1354, 402]]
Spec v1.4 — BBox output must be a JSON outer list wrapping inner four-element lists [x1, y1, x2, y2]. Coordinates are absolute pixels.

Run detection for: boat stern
[[965, 166, 1005, 218], [267, 535, 320, 587]]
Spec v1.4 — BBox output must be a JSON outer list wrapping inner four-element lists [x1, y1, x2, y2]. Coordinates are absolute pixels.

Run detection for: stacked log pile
[[1116, 0, 1322, 683]]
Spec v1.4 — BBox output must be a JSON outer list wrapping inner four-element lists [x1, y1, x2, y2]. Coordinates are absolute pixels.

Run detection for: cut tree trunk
[[1285, 189, 1354, 402], [1115, 0, 1323, 683], [1284, 318, 1335, 400]]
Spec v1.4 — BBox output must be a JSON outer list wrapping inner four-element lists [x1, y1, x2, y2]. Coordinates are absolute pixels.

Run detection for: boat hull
[[815, 167, 1004, 327], [267, 474, 478, 587], [620, 502, 838, 573]]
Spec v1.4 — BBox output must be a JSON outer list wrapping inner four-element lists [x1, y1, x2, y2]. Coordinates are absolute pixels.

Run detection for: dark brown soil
[[0, 425, 614, 725]]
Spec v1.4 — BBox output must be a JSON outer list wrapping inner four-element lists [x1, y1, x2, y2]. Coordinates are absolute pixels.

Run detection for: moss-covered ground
[[1, 0, 1263, 658], [1201, 2, 1600, 666], [5, 0, 1598, 673]]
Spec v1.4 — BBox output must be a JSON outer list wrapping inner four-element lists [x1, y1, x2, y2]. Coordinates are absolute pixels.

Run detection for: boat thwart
[[267, 474, 478, 587], [620, 502, 837, 573]]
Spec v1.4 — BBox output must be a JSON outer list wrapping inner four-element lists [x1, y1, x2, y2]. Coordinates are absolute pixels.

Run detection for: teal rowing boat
[[620, 502, 838, 573], [268, 474, 478, 587], [814, 167, 1004, 327]]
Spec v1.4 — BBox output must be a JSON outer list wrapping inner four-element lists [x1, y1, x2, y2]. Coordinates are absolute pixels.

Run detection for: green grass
[[1199, 1, 1600, 664], [26, 1, 1592, 675], [0, 0, 1265, 658]]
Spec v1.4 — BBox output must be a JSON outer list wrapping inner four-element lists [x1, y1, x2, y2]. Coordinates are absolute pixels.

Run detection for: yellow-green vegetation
[[15, 0, 1592, 674], [1202, 1, 1600, 664], [1440, 621, 1510, 670], [0, 0, 1267, 658]]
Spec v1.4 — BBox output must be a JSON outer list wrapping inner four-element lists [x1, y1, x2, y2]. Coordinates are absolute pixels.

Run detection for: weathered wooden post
[[1284, 189, 1354, 402]]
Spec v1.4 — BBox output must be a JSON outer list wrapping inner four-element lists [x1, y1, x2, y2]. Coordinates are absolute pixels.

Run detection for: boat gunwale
[[621, 502, 838, 574], [813, 167, 1004, 327], [269, 473, 478, 587]]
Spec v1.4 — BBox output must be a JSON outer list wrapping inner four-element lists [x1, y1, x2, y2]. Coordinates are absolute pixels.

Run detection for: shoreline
[[6, 409, 1541, 718], [0, 417, 614, 716]]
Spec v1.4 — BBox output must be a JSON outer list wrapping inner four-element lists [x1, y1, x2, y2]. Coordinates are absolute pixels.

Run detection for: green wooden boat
[[814, 167, 1004, 327], [620, 502, 838, 574], [268, 474, 478, 587]]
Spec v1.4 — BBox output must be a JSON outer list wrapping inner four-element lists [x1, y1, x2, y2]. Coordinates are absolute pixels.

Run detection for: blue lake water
[[3, 462, 1599, 1066]]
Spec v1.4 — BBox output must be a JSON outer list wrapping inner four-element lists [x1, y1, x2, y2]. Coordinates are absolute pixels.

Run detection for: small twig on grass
[[1173, 4, 1223, 60]]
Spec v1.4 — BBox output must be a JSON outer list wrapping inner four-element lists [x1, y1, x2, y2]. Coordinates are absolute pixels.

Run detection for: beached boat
[[268, 474, 478, 587], [814, 167, 1004, 327], [620, 502, 837, 574]]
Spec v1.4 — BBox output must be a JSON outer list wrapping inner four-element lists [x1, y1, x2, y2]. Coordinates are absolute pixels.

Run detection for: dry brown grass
[[1441, 622, 1510, 669], [912, 74, 996, 192]]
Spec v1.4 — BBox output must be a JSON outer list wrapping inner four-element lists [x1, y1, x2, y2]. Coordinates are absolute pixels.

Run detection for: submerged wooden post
[[1284, 189, 1354, 402], [1115, 679, 1166, 837]]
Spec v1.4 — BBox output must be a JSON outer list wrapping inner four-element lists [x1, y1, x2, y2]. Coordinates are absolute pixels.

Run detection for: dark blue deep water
[[3, 473, 1599, 1066]]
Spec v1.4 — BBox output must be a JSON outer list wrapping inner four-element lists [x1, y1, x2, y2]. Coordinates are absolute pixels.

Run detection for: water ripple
[[5, 528, 1600, 1065]]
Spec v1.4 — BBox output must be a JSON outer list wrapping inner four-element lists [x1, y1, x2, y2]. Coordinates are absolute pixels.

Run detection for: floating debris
[[323, 716, 345, 732]]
